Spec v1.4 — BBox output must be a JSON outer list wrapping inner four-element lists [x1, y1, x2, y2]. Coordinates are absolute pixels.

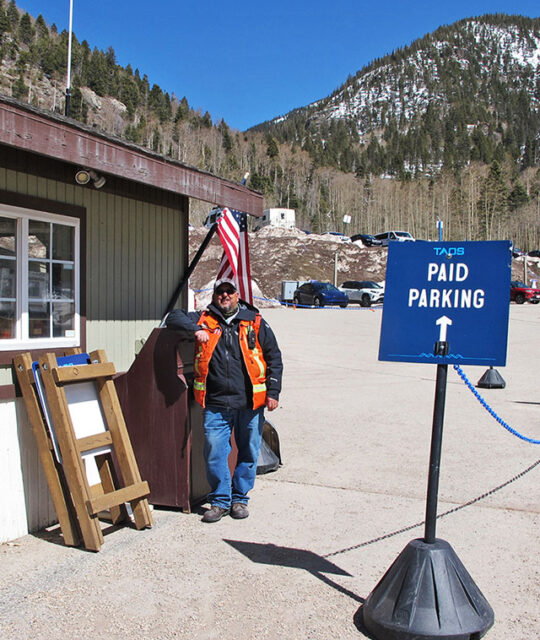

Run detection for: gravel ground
[[1, 304, 539, 639]]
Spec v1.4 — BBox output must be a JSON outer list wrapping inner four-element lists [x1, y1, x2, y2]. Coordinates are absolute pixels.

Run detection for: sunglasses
[[215, 287, 237, 296]]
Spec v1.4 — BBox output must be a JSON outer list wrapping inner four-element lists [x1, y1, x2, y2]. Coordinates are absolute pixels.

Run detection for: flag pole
[[160, 173, 251, 323], [160, 222, 218, 324], [65, 0, 74, 117]]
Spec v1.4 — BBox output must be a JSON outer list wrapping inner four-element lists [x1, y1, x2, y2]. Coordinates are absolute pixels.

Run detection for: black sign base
[[477, 367, 506, 389], [362, 538, 494, 640]]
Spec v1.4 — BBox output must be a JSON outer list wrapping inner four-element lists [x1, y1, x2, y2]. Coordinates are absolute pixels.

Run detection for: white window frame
[[0, 203, 80, 351]]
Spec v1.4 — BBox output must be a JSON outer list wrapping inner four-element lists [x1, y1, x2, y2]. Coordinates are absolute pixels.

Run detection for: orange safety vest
[[193, 311, 267, 409]]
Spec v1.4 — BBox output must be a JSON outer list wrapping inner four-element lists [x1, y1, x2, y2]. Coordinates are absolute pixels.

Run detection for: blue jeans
[[203, 406, 264, 509]]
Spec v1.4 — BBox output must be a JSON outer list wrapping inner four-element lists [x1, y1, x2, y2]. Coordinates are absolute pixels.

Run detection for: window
[[0, 204, 80, 350]]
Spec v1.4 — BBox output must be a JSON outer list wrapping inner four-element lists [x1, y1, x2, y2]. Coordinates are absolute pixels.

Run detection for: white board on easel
[[32, 354, 112, 486]]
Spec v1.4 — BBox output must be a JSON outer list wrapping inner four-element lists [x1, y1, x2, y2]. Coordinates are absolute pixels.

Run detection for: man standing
[[166, 279, 283, 522]]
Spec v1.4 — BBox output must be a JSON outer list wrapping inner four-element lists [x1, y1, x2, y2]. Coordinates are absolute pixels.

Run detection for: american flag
[[216, 208, 253, 304]]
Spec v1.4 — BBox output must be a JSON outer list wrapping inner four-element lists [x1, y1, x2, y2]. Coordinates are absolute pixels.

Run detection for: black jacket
[[165, 301, 283, 410]]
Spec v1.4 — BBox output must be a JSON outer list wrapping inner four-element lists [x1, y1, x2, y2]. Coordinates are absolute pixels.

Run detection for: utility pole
[[65, 0, 74, 117]]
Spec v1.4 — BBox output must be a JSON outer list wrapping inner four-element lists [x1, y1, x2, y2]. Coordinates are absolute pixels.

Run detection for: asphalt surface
[[1, 303, 539, 639]]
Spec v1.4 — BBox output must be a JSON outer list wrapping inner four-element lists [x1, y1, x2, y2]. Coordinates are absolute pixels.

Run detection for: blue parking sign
[[379, 241, 512, 365]]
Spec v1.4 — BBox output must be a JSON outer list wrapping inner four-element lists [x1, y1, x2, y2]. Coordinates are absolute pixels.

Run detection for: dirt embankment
[[189, 227, 386, 305], [188, 227, 540, 305]]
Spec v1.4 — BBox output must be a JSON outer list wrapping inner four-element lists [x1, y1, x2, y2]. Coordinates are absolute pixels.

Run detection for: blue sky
[[18, 1, 540, 131]]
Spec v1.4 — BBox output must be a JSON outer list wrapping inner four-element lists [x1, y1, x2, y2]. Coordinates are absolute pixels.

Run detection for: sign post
[[437, 217, 443, 241], [363, 240, 511, 640]]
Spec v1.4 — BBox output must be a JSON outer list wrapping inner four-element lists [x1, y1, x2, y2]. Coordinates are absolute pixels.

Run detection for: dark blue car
[[293, 281, 349, 307], [350, 233, 383, 247]]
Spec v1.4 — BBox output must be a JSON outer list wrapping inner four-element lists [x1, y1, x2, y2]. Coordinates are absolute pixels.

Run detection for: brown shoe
[[202, 505, 230, 523], [230, 503, 249, 519]]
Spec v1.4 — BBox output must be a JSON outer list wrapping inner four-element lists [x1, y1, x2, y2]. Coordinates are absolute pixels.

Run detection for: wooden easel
[[14, 349, 152, 551]]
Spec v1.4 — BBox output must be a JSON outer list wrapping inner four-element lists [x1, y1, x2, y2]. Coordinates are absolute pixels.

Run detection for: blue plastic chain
[[453, 364, 540, 444], [194, 288, 382, 310]]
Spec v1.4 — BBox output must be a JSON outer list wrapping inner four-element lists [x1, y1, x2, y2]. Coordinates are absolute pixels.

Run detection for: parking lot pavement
[[1, 305, 538, 639]]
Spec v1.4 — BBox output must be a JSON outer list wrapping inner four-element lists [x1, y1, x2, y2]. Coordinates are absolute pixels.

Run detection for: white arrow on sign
[[436, 315, 453, 342]]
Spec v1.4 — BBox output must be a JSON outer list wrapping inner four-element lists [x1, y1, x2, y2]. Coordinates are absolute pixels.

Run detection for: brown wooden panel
[[13, 353, 81, 547], [94, 454, 128, 524], [86, 481, 150, 515], [53, 362, 116, 384], [0, 97, 263, 215], [0, 145, 188, 211], [76, 432, 113, 453], [90, 350, 153, 530], [39, 353, 104, 551], [1, 346, 85, 368], [113, 328, 207, 511]]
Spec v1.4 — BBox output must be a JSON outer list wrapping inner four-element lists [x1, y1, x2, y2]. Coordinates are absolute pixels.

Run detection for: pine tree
[[152, 126, 161, 153], [12, 73, 28, 100], [18, 12, 34, 45], [35, 14, 48, 39], [74, 40, 91, 85], [7, 0, 18, 31], [478, 161, 508, 239], [87, 48, 108, 96], [201, 111, 212, 128], [508, 181, 529, 211], [219, 120, 233, 153], [266, 135, 279, 159], [0, 3, 9, 35], [174, 97, 189, 122], [119, 75, 140, 118], [104, 46, 119, 96], [69, 76, 87, 123]]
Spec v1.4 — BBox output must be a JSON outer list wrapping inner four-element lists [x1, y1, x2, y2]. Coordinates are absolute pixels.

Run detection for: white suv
[[373, 231, 414, 246], [338, 281, 385, 307]]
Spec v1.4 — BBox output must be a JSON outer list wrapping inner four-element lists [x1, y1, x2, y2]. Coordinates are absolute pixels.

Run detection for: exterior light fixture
[[75, 169, 91, 185], [74, 168, 106, 189], [90, 171, 106, 189]]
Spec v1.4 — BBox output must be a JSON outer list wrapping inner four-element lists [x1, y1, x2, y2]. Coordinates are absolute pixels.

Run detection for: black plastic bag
[[256, 419, 282, 474]]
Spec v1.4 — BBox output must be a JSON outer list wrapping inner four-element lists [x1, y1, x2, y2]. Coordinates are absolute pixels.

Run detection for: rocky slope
[[188, 226, 540, 308], [188, 226, 387, 307]]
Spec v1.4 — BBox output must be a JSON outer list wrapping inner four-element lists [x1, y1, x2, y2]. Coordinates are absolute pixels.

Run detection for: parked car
[[339, 280, 384, 307], [322, 231, 351, 243], [528, 250, 540, 258], [350, 233, 383, 247], [373, 230, 415, 246], [510, 281, 540, 304], [293, 281, 349, 307]]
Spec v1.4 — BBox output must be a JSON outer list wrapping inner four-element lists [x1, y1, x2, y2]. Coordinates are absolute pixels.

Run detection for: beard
[[214, 297, 239, 316]]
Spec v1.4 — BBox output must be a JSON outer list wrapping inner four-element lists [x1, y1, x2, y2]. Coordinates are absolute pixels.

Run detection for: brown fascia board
[[0, 95, 262, 217]]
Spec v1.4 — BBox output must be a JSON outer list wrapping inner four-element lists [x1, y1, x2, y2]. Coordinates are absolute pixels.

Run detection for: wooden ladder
[[14, 349, 152, 551]]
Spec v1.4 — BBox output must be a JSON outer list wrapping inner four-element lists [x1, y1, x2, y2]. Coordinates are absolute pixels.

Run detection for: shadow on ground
[[224, 539, 365, 604], [31, 520, 129, 550]]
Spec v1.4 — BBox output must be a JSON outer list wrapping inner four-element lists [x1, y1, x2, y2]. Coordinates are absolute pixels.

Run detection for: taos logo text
[[433, 247, 465, 256]]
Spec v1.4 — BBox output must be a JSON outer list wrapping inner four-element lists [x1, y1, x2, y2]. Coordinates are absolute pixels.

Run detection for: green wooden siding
[[0, 166, 188, 374]]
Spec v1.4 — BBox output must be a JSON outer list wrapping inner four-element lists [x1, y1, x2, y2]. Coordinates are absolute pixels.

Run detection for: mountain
[[1, 5, 539, 248], [252, 15, 540, 178]]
